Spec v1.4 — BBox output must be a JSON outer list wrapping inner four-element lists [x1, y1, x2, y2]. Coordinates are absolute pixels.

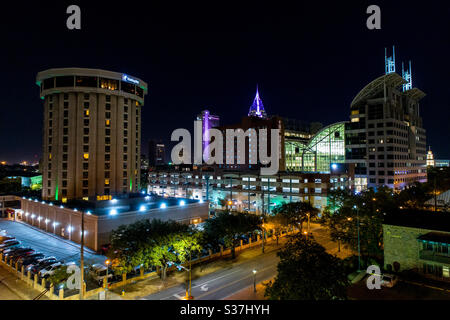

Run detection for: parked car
[[11, 249, 35, 263], [28, 258, 58, 275], [0, 240, 20, 252], [0, 236, 15, 243], [19, 253, 45, 267], [4, 247, 32, 258], [381, 274, 398, 288], [39, 262, 64, 278], [89, 264, 113, 286]]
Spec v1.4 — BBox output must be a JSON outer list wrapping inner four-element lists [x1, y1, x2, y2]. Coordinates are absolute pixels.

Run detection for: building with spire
[[427, 147, 435, 167], [248, 86, 267, 119], [345, 46, 427, 190]]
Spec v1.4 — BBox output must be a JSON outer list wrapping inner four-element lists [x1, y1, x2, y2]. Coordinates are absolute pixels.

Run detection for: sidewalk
[[0, 264, 50, 300]]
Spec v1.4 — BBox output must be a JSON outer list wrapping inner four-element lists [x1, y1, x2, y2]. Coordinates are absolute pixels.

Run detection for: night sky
[[0, 0, 449, 164]]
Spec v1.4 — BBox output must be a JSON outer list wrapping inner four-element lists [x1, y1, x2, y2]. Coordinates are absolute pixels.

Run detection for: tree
[[271, 201, 319, 232], [321, 187, 393, 264], [203, 211, 261, 259], [264, 234, 349, 300], [108, 219, 202, 281]]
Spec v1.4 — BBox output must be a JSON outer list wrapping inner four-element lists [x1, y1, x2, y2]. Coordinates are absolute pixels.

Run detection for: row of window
[[42, 76, 145, 98]]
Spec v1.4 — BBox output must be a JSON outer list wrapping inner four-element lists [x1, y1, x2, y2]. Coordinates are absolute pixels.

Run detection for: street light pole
[[79, 210, 85, 300], [253, 269, 257, 293], [354, 205, 361, 271]]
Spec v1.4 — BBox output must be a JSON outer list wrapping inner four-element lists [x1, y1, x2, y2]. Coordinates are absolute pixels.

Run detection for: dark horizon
[[1, 1, 449, 164]]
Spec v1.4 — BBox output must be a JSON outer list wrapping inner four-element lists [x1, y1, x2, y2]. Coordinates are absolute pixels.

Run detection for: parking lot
[[0, 219, 106, 266]]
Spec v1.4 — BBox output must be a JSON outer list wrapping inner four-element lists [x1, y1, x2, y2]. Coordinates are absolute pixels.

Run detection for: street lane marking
[[194, 264, 277, 300]]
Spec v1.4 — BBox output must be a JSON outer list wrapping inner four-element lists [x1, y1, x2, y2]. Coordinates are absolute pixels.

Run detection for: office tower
[[148, 140, 166, 166], [196, 110, 220, 160], [345, 48, 427, 190], [36, 68, 148, 201], [248, 86, 267, 119]]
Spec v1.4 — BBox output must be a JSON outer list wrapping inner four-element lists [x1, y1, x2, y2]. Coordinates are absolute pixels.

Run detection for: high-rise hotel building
[[345, 49, 427, 190], [36, 68, 148, 201]]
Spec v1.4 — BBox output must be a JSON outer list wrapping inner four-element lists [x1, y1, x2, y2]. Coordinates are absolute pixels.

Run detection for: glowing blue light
[[160, 203, 167, 209], [60, 205, 64, 208], [122, 74, 139, 85], [141, 191, 146, 195], [331, 164, 338, 170], [179, 200, 185, 206], [86, 211, 92, 215], [145, 196, 150, 201], [74, 208, 78, 212], [139, 205, 146, 212], [49, 203, 53, 206], [109, 209, 118, 216], [199, 199, 204, 204], [111, 199, 118, 204]]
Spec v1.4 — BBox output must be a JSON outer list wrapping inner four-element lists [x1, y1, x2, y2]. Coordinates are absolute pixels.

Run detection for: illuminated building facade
[[345, 48, 427, 191], [196, 110, 220, 160], [148, 139, 166, 166], [426, 147, 435, 167], [147, 166, 354, 214], [285, 122, 346, 173], [248, 87, 267, 119], [36, 68, 148, 201]]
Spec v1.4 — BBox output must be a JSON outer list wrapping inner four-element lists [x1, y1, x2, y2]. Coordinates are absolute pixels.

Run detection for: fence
[[0, 228, 299, 299]]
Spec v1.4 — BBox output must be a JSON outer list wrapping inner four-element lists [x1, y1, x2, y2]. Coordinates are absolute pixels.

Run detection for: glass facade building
[[285, 122, 346, 173]]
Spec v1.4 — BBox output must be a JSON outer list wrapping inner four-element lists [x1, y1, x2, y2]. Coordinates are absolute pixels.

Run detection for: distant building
[[196, 110, 220, 160], [148, 140, 165, 167], [426, 147, 435, 167], [435, 160, 450, 168], [248, 86, 267, 119], [148, 166, 355, 214], [383, 210, 450, 282]]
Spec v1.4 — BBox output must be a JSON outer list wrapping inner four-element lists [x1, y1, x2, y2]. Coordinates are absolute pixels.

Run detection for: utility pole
[[434, 174, 437, 212], [355, 205, 361, 271], [80, 210, 85, 300]]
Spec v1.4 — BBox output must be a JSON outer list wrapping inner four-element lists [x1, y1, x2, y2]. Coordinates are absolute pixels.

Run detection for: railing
[[419, 250, 450, 264]]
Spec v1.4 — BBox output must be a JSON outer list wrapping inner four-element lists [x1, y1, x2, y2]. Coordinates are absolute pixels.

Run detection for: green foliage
[[270, 201, 320, 231], [108, 219, 202, 279], [0, 177, 21, 194], [203, 211, 262, 258], [321, 187, 393, 263], [264, 235, 349, 300], [47, 265, 69, 286]]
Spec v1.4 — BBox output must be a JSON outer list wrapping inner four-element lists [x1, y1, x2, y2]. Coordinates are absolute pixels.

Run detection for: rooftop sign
[[122, 74, 139, 85]]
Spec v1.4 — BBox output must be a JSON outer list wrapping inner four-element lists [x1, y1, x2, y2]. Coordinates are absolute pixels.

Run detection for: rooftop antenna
[[402, 60, 412, 92], [385, 46, 396, 74]]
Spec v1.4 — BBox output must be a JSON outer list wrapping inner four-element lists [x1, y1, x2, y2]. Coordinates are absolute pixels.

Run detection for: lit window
[[85, 110, 89, 116], [62, 197, 67, 203], [105, 179, 110, 186], [83, 153, 89, 160], [106, 120, 110, 126]]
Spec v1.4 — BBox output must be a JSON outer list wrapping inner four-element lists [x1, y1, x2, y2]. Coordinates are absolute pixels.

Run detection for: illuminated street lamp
[[105, 259, 111, 289]]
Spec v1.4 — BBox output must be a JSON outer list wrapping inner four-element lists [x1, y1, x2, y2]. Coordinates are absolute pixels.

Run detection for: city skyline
[[1, 1, 449, 164]]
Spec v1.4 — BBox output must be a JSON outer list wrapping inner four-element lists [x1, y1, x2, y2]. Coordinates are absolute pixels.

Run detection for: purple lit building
[[248, 86, 267, 119], [197, 110, 220, 160]]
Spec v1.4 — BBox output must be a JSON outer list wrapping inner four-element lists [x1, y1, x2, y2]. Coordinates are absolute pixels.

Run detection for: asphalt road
[[142, 248, 280, 300], [0, 219, 105, 265]]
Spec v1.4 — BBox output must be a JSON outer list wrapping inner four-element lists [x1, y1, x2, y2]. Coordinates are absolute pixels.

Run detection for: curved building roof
[[350, 73, 406, 107]]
